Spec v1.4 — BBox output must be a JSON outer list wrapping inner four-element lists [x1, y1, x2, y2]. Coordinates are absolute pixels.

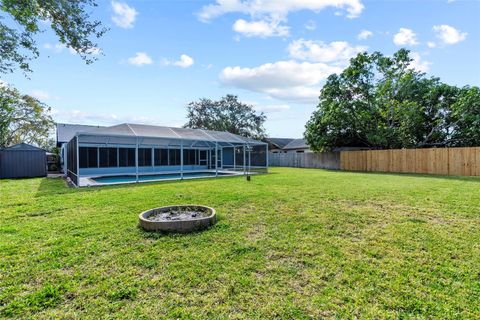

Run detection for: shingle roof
[[56, 123, 104, 145], [265, 138, 294, 149], [59, 123, 265, 145], [283, 138, 310, 150]]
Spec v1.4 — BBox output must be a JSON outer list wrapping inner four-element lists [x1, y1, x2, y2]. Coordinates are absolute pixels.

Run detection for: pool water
[[91, 171, 233, 184]]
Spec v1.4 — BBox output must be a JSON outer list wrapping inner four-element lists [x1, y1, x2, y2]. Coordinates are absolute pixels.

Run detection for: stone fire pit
[[139, 205, 216, 233]]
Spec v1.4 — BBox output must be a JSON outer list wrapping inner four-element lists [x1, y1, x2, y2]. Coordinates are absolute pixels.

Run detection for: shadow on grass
[[340, 169, 480, 183], [34, 176, 75, 198], [73, 173, 260, 191], [137, 225, 220, 239]]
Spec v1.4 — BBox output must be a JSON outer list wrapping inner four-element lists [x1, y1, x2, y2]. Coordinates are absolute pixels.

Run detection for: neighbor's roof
[[283, 138, 310, 150], [2, 143, 45, 152], [61, 123, 265, 145], [56, 123, 104, 144], [264, 138, 294, 149]]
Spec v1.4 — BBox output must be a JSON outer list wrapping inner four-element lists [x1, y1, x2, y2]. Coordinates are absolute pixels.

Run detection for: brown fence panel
[[473, 147, 480, 176], [434, 148, 448, 175], [340, 147, 480, 177], [449, 147, 464, 176]]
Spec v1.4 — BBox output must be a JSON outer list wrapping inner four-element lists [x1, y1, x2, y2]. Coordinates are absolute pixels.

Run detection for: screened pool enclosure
[[64, 124, 268, 186]]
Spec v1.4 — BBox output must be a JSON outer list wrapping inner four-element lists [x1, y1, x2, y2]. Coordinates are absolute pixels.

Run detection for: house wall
[[79, 165, 209, 176], [76, 143, 218, 177], [222, 147, 234, 166], [60, 143, 68, 173], [284, 148, 312, 154]]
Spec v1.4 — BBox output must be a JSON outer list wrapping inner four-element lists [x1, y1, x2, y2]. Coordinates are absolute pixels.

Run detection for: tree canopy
[[184, 95, 267, 139], [0, 0, 106, 74], [305, 49, 480, 151], [0, 84, 54, 148]]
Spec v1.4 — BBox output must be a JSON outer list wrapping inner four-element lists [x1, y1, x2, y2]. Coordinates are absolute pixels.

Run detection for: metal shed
[[0, 143, 47, 179]]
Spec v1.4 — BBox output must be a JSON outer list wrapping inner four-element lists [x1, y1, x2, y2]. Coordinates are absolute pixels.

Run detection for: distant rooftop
[[282, 138, 310, 150], [264, 138, 294, 149], [265, 137, 310, 150]]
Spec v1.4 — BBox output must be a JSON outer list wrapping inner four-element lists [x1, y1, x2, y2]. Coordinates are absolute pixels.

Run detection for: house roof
[[2, 143, 45, 152], [60, 123, 266, 145], [264, 138, 294, 149], [56, 123, 104, 145], [283, 138, 310, 150]]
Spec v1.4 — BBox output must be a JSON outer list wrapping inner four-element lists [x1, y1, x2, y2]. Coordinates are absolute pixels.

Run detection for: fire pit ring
[[139, 205, 216, 233]]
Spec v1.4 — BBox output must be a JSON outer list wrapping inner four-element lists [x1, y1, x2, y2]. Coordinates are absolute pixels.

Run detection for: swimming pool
[[90, 171, 235, 184]]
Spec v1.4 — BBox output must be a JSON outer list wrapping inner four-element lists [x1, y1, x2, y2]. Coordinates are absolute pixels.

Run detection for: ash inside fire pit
[[139, 205, 216, 233], [147, 206, 210, 221]]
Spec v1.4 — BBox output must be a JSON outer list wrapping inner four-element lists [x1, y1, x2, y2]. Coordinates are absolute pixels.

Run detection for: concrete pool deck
[[78, 170, 246, 187]]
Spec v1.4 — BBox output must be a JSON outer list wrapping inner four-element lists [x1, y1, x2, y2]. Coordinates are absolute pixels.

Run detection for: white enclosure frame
[[68, 131, 268, 186]]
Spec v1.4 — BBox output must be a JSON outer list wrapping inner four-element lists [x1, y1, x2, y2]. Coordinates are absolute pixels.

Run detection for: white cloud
[[30, 90, 50, 100], [44, 42, 101, 56], [44, 42, 72, 54], [50, 108, 182, 127], [254, 104, 291, 113], [198, 0, 364, 22], [409, 52, 431, 73], [357, 29, 373, 40], [304, 20, 316, 31], [393, 28, 419, 46], [233, 19, 289, 37], [163, 54, 195, 68], [427, 41, 436, 48], [111, 1, 138, 29], [220, 60, 341, 103], [127, 52, 153, 66], [84, 47, 101, 55], [288, 39, 366, 65], [433, 24, 467, 45], [173, 54, 194, 68], [198, 0, 363, 38], [69, 47, 101, 56]]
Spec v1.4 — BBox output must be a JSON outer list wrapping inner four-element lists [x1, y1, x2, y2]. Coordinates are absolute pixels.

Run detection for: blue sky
[[2, 0, 480, 138]]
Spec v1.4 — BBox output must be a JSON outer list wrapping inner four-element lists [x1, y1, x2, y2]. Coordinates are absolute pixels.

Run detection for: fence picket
[[340, 147, 479, 177]]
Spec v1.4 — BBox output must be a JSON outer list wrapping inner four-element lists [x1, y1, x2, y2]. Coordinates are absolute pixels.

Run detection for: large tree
[[304, 49, 480, 151], [185, 95, 266, 139], [0, 84, 54, 148], [0, 0, 107, 74], [449, 86, 480, 147]]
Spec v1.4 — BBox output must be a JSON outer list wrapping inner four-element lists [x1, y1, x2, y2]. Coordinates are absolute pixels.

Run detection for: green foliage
[[0, 0, 107, 74], [0, 84, 54, 148], [39, 137, 58, 153], [450, 86, 480, 146], [185, 94, 267, 139], [305, 49, 480, 151], [0, 169, 479, 318]]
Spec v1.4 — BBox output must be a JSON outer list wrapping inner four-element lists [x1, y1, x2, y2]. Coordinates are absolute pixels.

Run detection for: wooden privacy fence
[[340, 147, 480, 176], [269, 152, 340, 170]]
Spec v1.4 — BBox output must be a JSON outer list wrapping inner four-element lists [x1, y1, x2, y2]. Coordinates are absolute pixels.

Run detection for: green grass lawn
[[1, 168, 480, 319]]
